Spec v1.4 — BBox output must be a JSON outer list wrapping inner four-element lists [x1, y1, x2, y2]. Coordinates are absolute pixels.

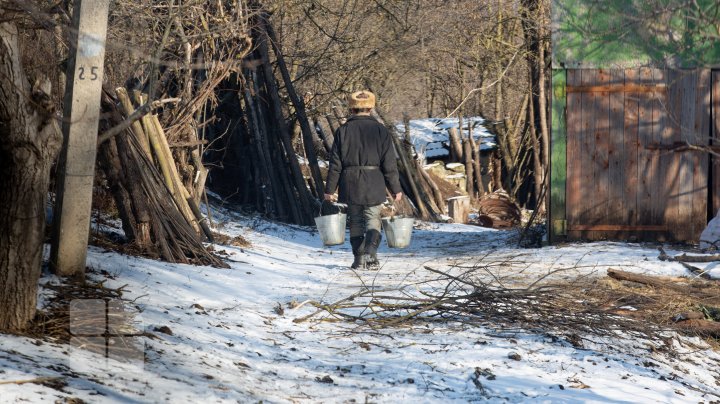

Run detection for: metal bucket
[[382, 216, 414, 248], [315, 213, 347, 246]]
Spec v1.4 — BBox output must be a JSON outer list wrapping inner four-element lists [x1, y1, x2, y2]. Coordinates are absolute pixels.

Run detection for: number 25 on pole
[[77, 66, 99, 80]]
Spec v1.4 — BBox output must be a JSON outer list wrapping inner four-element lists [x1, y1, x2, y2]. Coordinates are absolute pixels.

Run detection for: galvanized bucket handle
[[320, 200, 347, 216]]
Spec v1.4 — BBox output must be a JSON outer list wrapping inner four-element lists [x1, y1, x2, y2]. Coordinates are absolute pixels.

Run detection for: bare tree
[[0, 21, 62, 331]]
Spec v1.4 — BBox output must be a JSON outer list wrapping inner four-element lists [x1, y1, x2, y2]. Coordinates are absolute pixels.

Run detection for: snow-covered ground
[[2, 207, 720, 403]]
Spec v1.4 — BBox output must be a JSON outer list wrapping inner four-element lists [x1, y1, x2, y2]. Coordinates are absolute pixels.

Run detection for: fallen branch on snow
[[0, 377, 64, 386]]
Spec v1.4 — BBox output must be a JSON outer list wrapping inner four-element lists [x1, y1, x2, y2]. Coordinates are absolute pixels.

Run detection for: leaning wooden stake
[[417, 160, 446, 214], [255, 19, 315, 225], [415, 159, 445, 215], [153, 115, 200, 233], [263, 15, 324, 198], [116, 88, 151, 157], [138, 104, 200, 236]]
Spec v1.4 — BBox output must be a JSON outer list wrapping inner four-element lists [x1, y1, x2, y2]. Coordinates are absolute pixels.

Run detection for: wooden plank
[[568, 224, 668, 231], [579, 69, 598, 239], [607, 70, 625, 228], [566, 69, 582, 239], [593, 69, 611, 239], [566, 84, 667, 93], [570, 69, 594, 239], [636, 67, 655, 241], [550, 69, 568, 242], [677, 70, 696, 241], [692, 69, 710, 241], [654, 68, 673, 242], [713, 71, 720, 216], [659, 68, 679, 242], [623, 69, 639, 230]]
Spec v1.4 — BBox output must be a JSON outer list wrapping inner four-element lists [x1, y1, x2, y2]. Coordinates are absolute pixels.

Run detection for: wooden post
[[447, 196, 470, 224], [50, 0, 110, 276], [549, 69, 568, 242]]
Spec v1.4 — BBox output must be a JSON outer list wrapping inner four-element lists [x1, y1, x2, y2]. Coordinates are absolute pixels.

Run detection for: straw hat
[[348, 90, 376, 109]]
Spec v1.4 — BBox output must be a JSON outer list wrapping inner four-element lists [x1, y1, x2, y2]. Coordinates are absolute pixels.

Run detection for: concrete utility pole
[[50, 0, 110, 276]]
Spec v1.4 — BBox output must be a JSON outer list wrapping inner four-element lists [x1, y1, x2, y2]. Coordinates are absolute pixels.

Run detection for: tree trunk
[[528, 88, 544, 213], [521, 0, 550, 212], [447, 127, 463, 162], [0, 23, 62, 331], [468, 123, 485, 195], [463, 138, 475, 198], [313, 116, 333, 154]]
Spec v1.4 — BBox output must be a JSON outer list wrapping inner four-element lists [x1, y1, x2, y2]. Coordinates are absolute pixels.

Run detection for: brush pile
[[295, 262, 720, 347]]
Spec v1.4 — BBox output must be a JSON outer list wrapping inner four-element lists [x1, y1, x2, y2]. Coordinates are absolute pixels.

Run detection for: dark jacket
[[324, 115, 402, 205]]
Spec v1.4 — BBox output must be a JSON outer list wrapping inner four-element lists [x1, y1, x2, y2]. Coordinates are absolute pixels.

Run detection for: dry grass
[[211, 232, 251, 248], [25, 274, 148, 355]]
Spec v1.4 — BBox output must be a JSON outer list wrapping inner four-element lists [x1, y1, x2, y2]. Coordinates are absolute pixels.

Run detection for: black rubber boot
[[363, 230, 381, 269], [350, 236, 365, 269]]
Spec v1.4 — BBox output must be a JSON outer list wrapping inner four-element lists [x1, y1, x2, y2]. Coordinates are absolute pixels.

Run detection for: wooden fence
[[552, 68, 714, 242]]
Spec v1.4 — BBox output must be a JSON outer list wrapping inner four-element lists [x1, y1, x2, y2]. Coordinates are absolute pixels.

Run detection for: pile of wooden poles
[[208, 12, 323, 226], [98, 87, 226, 268], [208, 9, 450, 224]]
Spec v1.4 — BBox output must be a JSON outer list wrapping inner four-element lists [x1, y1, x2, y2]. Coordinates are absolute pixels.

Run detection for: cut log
[[669, 253, 720, 263], [658, 247, 718, 280], [606, 269, 717, 295], [240, 73, 285, 219], [674, 319, 720, 338], [98, 88, 226, 267], [448, 196, 470, 224], [187, 196, 214, 242]]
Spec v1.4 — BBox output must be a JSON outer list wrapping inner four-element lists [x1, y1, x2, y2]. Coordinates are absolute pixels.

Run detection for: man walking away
[[323, 91, 403, 269]]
